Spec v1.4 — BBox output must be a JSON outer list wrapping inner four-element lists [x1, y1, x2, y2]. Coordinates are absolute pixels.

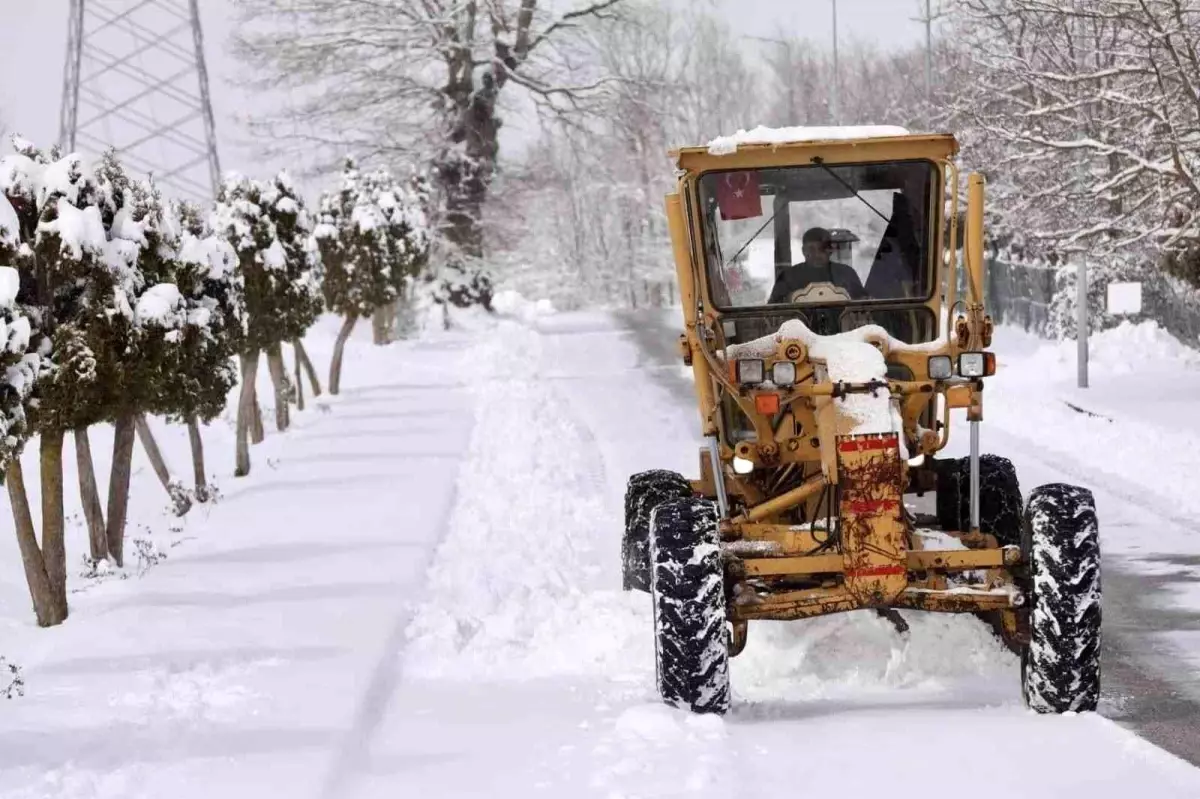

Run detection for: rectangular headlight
[[958, 352, 987, 377], [771, 361, 796, 386], [928, 355, 952, 380], [736, 359, 764, 384]]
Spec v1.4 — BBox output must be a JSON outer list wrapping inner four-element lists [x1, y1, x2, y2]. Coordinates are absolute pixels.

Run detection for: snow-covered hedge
[[315, 157, 430, 320], [214, 171, 323, 356], [0, 182, 45, 471], [164, 200, 245, 424]]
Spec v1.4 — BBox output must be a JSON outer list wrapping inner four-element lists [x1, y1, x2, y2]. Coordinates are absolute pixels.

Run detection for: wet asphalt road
[[618, 309, 1200, 767]]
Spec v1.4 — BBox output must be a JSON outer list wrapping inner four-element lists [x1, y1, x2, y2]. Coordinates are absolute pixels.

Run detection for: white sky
[[0, 0, 927, 197]]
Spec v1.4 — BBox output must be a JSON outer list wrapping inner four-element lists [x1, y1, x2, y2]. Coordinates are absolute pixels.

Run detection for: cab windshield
[[697, 160, 936, 322]]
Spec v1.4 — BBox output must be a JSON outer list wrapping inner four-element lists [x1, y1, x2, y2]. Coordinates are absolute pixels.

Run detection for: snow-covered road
[[3, 310, 1200, 797]]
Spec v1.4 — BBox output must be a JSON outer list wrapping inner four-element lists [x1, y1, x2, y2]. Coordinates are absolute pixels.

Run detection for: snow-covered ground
[[3, 308, 1200, 797], [979, 323, 1200, 648]]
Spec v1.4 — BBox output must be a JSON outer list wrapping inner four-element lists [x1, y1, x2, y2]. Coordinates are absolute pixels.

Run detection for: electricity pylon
[[58, 0, 222, 201]]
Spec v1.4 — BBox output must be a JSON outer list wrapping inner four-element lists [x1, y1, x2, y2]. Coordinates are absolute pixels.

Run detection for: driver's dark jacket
[[768, 261, 867, 304]]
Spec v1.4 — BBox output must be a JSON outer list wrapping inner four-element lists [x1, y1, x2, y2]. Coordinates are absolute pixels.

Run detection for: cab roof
[[671, 126, 959, 173]]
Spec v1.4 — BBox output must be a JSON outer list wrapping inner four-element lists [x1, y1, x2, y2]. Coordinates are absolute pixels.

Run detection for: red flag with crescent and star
[[715, 171, 762, 221]]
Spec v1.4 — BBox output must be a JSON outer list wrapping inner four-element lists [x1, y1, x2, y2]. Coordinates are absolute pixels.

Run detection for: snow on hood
[[726, 318, 945, 360], [725, 318, 933, 438], [707, 125, 911, 155]]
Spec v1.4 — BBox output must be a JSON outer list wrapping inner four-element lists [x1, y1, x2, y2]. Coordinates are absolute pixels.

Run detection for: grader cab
[[622, 128, 1101, 716]]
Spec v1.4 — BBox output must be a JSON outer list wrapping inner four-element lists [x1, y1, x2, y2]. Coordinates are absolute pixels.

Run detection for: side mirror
[[964, 172, 986, 306]]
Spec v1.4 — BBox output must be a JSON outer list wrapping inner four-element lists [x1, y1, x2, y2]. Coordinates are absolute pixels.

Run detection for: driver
[[768, 227, 867, 304]]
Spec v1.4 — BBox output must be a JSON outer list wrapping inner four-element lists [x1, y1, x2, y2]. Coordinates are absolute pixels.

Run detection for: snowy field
[[3, 308, 1200, 797]]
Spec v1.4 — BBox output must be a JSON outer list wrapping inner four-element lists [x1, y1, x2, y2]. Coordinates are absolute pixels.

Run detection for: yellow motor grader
[[622, 128, 1101, 716]]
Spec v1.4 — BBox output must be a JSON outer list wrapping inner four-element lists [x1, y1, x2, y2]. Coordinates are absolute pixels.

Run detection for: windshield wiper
[[810, 156, 891, 226], [723, 207, 779, 269]]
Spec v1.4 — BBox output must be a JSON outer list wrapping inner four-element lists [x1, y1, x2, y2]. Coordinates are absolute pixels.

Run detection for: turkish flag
[[715, 171, 762, 221]]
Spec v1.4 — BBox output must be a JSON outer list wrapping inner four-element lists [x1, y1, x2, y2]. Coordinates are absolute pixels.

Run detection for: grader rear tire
[[623, 470, 692, 592], [936, 454, 1023, 545], [1021, 483, 1101, 713], [650, 497, 730, 715]]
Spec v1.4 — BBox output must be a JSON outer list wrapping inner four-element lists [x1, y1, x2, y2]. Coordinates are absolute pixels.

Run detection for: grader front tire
[[650, 497, 730, 715], [1021, 483, 1101, 713]]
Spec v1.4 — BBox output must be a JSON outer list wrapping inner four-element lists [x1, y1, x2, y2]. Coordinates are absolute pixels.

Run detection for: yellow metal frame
[[663, 131, 1018, 642]]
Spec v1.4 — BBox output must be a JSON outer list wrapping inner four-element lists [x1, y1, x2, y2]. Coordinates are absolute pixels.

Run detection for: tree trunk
[[135, 414, 192, 516], [251, 389, 265, 443], [40, 430, 68, 612], [106, 414, 136, 568], [371, 307, 385, 345], [293, 342, 305, 411], [295, 340, 322, 396], [384, 300, 398, 340], [75, 427, 108, 562], [188, 416, 209, 502], [436, 139, 494, 310], [236, 351, 261, 476], [330, 315, 357, 395], [266, 343, 290, 432], [6, 459, 66, 627]]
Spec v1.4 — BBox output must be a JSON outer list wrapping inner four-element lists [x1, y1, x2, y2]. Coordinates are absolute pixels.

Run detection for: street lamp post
[[925, 0, 932, 100], [831, 0, 840, 125]]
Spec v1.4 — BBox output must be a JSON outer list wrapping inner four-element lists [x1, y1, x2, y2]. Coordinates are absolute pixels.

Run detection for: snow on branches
[[0, 138, 251, 624], [215, 171, 322, 355], [316, 157, 430, 319], [952, 0, 1200, 268], [315, 157, 430, 391], [0, 166, 45, 472], [215, 170, 322, 472]]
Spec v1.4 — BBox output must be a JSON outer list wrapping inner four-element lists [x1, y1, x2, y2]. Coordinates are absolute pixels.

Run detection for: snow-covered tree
[[231, 0, 624, 312], [0, 141, 120, 622], [481, 3, 758, 309], [0, 144, 57, 628], [950, 0, 1200, 270], [0, 163, 42, 473], [214, 171, 322, 476], [3, 139, 244, 593], [167, 200, 245, 501], [316, 158, 430, 392]]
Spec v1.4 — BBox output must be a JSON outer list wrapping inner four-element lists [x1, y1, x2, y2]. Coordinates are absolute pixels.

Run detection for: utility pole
[[925, 0, 933, 100], [58, 0, 222, 202], [831, 0, 841, 125], [1077, 254, 1089, 389]]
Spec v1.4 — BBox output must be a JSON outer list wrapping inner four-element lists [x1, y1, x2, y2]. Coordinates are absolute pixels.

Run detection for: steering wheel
[[788, 282, 852, 305]]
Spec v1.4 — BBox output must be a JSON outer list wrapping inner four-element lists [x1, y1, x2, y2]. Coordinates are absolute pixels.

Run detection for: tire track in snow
[[315, 377, 477, 799]]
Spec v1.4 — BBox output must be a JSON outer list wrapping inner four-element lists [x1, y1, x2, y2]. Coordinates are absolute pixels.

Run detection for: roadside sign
[[1107, 281, 1142, 315]]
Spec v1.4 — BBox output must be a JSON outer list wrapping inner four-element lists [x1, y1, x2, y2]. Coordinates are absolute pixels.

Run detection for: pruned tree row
[[213, 171, 323, 476], [314, 157, 430, 393], [1, 136, 438, 630], [0, 140, 248, 624]]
